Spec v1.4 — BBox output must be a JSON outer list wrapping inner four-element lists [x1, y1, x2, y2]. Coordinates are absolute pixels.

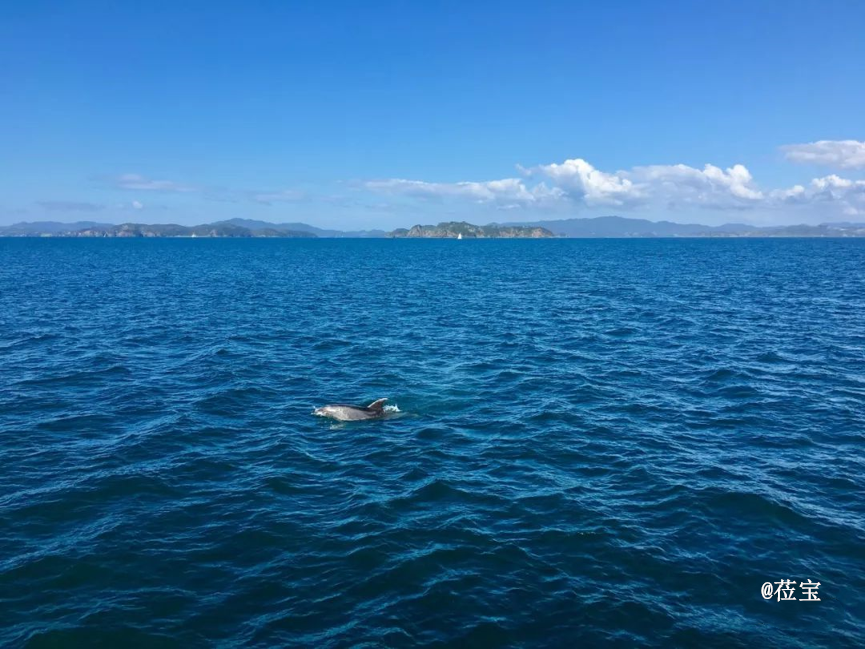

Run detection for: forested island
[[389, 222, 554, 238], [3, 216, 865, 238], [0, 222, 316, 238]]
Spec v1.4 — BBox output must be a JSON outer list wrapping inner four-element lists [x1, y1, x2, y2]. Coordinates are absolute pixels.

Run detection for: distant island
[[2, 216, 865, 238], [14, 222, 317, 238], [389, 222, 554, 238], [0, 218, 384, 239], [503, 216, 865, 238]]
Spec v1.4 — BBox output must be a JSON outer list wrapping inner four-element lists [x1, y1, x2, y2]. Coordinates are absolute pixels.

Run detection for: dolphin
[[313, 398, 390, 421]]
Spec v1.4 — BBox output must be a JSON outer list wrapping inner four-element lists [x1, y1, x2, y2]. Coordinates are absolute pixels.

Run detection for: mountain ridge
[[211, 218, 387, 238], [506, 216, 865, 238], [390, 221, 554, 238], [3, 216, 865, 238]]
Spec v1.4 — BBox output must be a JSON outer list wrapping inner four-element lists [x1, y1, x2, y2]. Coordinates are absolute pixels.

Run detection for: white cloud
[[528, 159, 763, 208], [770, 184, 807, 203], [364, 154, 865, 220], [364, 177, 564, 208], [106, 200, 156, 211], [782, 140, 865, 169], [811, 174, 859, 191], [631, 163, 763, 207], [765, 175, 865, 216], [365, 160, 765, 212], [532, 158, 640, 206], [113, 173, 197, 192], [806, 175, 865, 215]]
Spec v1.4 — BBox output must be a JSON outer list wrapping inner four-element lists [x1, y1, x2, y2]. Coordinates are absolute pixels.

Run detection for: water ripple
[[1, 238, 864, 647]]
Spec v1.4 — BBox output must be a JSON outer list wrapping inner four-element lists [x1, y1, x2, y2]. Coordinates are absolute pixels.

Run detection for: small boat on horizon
[[457, 233, 463, 240]]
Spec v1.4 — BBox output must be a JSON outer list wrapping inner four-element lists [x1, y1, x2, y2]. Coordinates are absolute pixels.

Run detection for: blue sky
[[2, 0, 864, 228]]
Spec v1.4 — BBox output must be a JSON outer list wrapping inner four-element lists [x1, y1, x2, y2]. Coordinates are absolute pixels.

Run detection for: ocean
[[1, 238, 863, 647]]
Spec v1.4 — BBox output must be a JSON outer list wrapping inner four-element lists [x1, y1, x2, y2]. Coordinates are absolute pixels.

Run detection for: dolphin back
[[314, 398, 390, 421], [366, 398, 388, 412]]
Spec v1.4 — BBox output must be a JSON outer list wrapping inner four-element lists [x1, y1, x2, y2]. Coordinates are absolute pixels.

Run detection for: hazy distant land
[[2, 216, 865, 238], [390, 222, 554, 238], [0, 219, 384, 239]]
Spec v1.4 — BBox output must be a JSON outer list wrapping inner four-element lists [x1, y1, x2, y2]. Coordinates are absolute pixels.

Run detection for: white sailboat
[[457, 233, 463, 240]]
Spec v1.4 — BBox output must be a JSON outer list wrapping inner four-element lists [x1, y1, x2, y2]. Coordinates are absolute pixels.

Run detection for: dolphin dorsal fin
[[366, 398, 388, 411]]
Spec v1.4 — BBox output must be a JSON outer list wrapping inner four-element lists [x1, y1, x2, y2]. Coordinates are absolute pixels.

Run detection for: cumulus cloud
[[112, 173, 197, 192], [631, 163, 763, 207], [528, 159, 763, 209], [364, 177, 564, 208], [782, 140, 865, 169], [745, 174, 865, 216], [530, 158, 640, 206], [364, 155, 865, 219], [366, 160, 765, 211], [804, 175, 865, 215]]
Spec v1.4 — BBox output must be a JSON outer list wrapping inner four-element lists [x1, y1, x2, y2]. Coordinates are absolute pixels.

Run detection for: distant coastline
[[389, 222, 554, 238], [2, 216, 865, 238]]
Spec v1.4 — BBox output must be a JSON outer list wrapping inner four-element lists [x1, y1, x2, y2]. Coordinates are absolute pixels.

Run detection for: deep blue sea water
[[1, 238, 863, 648]]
